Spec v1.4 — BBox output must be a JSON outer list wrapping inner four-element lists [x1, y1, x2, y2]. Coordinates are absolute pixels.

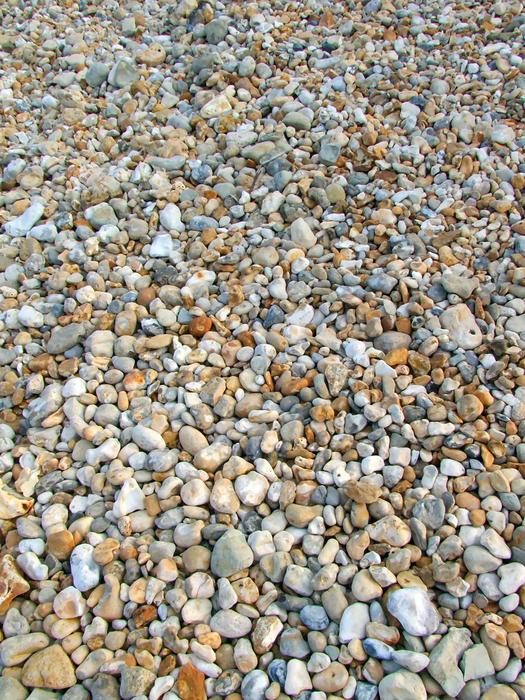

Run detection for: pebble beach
[[0, 0, 525, 699]]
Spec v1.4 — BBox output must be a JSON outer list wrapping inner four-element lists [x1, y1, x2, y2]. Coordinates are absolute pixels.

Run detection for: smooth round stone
[[498, 562, 525, 594], [53, 587, 87, 618], [290, 218, 316, 249], [351, 570, 383, 602], [300, 605, 329, 630], [312, 662, 349, 692], [70, 544, 101, 592], [234, 472, 269, 506], [210, 610, 252, 638], [178, 426, 209, 455], [285, 659, 312, 695], [0, 677, 29, 700], [211, 529, 254, 578], [159, 203, 184, 232], [131, 425, 166, 452], [240, 670, 270, 700], [463, 546, 502, 574], [457, 394, 484, 421], [379, 670, 427, 700], [180, 479, 210, 506], [481, 685, 519, 700], [210, 478, 240, 514], [391, 650, 429, 672], [339, 603, 370, 642]]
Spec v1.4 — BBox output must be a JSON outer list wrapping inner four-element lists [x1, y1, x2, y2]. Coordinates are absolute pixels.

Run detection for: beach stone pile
[[0, 0, 525, 699]]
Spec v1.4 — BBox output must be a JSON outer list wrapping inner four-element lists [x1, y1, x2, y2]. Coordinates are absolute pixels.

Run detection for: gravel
[[0, 0, 524, 698]]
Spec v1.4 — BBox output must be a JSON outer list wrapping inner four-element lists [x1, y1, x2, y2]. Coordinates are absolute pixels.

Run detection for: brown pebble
[[188, 316, 212, 338], [47, 530, 76, 560]]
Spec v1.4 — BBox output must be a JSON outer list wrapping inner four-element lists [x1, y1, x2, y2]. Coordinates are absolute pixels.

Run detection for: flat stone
[[463, 545, 502, 574], [461, 644, 495, 681]]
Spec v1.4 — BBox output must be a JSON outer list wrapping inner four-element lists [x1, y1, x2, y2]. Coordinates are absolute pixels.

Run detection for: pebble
[[379, 671, 427, 700], [210, 529, 254, 578], [22, 646, 76, 689], [386, 588, 440, 636]]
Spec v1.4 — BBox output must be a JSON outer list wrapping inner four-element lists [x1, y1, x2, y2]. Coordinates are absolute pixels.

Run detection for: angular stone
[[252, 616, 284, 654], [344, 481, 382, 504], [177, 662, 206, 700], [200, 94, 231, 119], [367, 516, 412, 547], [0, 485, 33, 519], [211, 529, 254, 578], [386, 587, 440, 637], [22, 645, 76, 689], [120, 667, 156, 699], [108, 59, 138, 88], [428, 627, 472, 697], [461, 643, 495, 681], [47, 324, 84, 354], [0, 554, 30, 614]]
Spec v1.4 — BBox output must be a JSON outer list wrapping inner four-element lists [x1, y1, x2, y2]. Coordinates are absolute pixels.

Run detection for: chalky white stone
[[387, 588, 440, 636], [113, 478, 145, 517], [70, 544, 101, 592], [339, 603, 370, 643], [159, 203, 184, 232], [4, 201, 45, 236]]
